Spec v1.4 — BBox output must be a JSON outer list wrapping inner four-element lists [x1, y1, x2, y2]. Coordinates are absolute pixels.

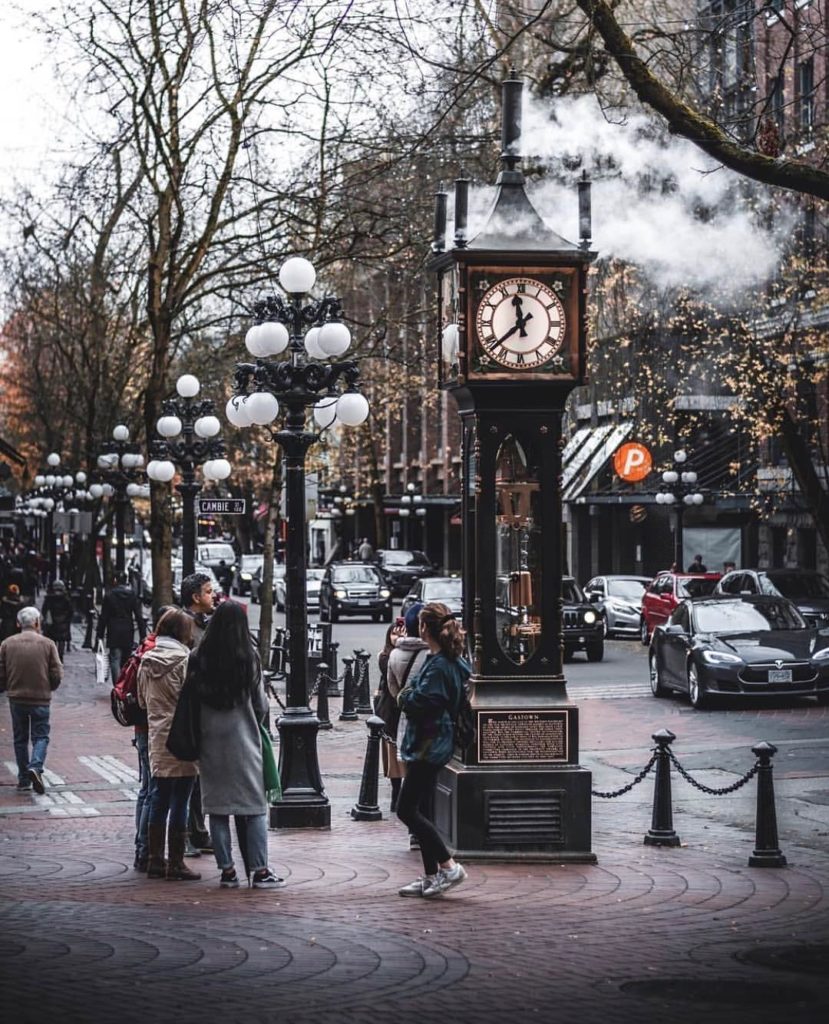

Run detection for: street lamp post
[[93, 426, 147, 574], [227, 255, 369, 829], [655, 449, 704, 572], [31, 453, 88, 581], [399, 481, 426, 552], [146, 374, 230, 577]]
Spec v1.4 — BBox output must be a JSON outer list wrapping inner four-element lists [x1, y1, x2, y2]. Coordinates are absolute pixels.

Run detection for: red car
[[640, 571, 721, 644]]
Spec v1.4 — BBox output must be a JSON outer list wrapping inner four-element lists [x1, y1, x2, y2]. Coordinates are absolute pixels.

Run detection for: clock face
[[476, 277, 567, 369]]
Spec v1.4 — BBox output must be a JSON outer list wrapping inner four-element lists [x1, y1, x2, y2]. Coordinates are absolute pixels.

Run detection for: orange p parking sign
[[613, 442, 653, 483]]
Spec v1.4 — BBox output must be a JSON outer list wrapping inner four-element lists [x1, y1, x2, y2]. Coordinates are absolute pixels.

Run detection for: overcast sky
[[0, 4, 69, 191]]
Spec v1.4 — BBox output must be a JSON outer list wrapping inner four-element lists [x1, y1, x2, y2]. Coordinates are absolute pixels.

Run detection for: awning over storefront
[[562, 422, 633, 502]]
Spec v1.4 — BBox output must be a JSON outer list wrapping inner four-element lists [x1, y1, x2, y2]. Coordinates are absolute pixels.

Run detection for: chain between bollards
[[351, 715, 385, 821]]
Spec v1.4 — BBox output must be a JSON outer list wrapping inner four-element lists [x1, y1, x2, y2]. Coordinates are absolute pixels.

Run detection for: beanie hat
[[404, 602, 423, 637]]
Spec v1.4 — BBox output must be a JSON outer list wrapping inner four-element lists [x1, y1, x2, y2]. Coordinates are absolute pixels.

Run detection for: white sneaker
[[422, 863, 467, 898], [398, 874, 434, 897], [251, 869, 287, 889]]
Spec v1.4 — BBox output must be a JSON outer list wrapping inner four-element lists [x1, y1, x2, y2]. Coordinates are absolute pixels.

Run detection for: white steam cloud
[[469, 94, 784, 293]]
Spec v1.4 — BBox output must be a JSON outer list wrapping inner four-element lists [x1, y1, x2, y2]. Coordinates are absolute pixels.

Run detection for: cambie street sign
[[198, 498, 246, 515]]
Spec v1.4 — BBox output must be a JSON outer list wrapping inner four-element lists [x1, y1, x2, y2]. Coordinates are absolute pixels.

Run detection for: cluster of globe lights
[[225, 257, 369, 431], [25, 452, 91, 517], [90, 427, 151, 499], [146, 375, 231, 483], [655, 449, 704, 506]]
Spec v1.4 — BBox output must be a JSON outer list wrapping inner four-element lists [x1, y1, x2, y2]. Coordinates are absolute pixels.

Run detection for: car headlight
[[335, 589, 347, 600], [583, 610, 597, 625], [701, 650, 744, 666], [241, 573, 252, 581], [813, 646, 829, 661], [380, 588, 390, 598]]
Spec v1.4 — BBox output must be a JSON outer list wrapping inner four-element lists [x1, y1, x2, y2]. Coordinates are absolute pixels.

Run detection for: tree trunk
[[777, 407, 829, 558]]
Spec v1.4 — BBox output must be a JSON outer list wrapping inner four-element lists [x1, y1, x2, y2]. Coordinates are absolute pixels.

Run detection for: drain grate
[[736, 945, 829, 977], [621, 979, 815, 1006]]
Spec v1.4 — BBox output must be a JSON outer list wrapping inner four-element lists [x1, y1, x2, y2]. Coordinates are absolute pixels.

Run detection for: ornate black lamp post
[[227, 255, 369, 829], [332, 484, 356, 556], [399, 481, 426, 551], [93, 426, 147, 574], [655, 449, 704, 571], [146, 374, 230, 577], [31, 453, 88, 581]]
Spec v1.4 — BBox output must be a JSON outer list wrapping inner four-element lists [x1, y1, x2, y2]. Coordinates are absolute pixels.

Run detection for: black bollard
[[644, 728, 681, 847], [339, 656, 358, 722], [351, 715, 385, 821], [315, 663, 332, 731], [355, 649, 373, 715], [749, 741, 787, 868], [326, 640, 342, 696]]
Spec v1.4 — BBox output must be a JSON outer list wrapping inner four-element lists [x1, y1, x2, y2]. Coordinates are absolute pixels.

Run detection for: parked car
[[233, 554, 263, 596], [640, 571, 721, 644], [274, 568, 325, 612], [401, 576, 463, 618], [715, 569, 829, 628], [495, 574, 604, 663], [374, 549, 437, 596], [250, 562, 286, 605], [319, 561, 392, 622], [583, 575, 651, 638], [649, 594, 829, 709]]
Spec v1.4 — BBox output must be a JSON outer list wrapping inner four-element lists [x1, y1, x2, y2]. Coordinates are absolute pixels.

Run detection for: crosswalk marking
[[4, 761, 100, 817], [571, 684, 651, 700], [79, 755, 140, 799]]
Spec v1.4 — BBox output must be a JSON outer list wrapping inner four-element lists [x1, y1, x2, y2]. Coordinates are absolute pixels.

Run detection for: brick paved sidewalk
[[1, 643, 827, 1024]]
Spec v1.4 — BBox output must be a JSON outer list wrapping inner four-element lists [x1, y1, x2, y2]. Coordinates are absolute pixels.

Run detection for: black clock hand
[[497, 323, 520, 344], [516, 310, 533, 337]]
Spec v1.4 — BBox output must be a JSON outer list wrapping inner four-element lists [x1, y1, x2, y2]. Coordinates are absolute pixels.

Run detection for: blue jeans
[[109, 646, 131, 685], [148, 776, 195, 831], [133, 732, 154, 859], [209, 813, 269, 874], [10, 703, 50, 783]]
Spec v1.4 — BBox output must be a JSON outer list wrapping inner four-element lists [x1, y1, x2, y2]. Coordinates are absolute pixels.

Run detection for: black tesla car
[[649, 594, 829, 709]]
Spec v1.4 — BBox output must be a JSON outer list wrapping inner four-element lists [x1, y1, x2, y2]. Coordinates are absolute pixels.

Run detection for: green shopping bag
[[259, 722, 282, 803]]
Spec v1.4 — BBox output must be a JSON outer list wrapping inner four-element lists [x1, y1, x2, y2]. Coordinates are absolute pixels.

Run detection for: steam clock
[[430, 72, 597, 861]]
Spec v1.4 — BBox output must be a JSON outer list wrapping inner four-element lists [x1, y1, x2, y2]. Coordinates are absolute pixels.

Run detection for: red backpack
[[110, 634, 157, 727]]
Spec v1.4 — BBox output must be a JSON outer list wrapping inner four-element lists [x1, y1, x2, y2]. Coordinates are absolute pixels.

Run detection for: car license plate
[[357, 599, 370, 606], [768, 669, 792, 683]]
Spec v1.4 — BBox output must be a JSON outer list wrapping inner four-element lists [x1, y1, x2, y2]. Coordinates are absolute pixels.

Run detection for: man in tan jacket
[[0, 606, 63, 793]]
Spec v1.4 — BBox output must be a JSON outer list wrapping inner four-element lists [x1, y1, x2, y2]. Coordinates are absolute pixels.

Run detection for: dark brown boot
[[166, 831, 202, 881], [147, 824, 166, 879]]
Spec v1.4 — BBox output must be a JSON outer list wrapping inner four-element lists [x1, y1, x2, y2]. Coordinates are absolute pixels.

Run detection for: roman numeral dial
[[475, 277, 567, 370]]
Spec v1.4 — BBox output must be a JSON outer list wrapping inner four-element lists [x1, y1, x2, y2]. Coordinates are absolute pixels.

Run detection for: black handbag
[[166, 676, 200, 761]]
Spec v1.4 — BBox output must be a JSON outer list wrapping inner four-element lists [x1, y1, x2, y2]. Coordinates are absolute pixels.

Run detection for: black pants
[[188, 778, 210, 845], [397, 760, 450, 876]]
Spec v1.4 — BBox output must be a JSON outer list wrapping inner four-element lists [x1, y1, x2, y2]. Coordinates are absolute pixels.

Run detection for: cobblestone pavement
[[1, 639, 828, 1024]]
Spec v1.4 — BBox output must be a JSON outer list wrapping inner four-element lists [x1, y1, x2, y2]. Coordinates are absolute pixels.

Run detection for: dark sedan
[[374, 549, 437, 596], [649, 594, 829, 709]]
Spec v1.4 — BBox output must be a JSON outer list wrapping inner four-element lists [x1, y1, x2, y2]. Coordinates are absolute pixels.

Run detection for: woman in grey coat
[[188, 601, 284, 889]]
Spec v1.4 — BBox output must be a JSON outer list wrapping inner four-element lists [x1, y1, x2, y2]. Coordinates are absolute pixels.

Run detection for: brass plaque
[[478, 709, 569, 764]]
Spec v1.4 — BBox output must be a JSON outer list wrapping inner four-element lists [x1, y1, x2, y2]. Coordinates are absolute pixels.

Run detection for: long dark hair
[[189, 601, 257, 710]]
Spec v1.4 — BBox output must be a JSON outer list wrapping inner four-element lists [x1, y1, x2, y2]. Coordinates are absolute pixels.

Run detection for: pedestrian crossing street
[[3, 755, 141, 817]]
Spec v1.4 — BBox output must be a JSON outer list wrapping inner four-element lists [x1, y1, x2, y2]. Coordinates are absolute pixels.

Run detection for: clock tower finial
[[501, 68, 523, 178]]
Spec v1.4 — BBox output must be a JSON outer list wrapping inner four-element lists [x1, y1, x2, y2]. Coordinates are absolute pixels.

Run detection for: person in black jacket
[[96, 572, 146, 682], [41, 580, 74, 661]]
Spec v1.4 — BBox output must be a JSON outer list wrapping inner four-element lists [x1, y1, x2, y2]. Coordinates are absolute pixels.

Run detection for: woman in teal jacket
[[396, 602, 469, 899]]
